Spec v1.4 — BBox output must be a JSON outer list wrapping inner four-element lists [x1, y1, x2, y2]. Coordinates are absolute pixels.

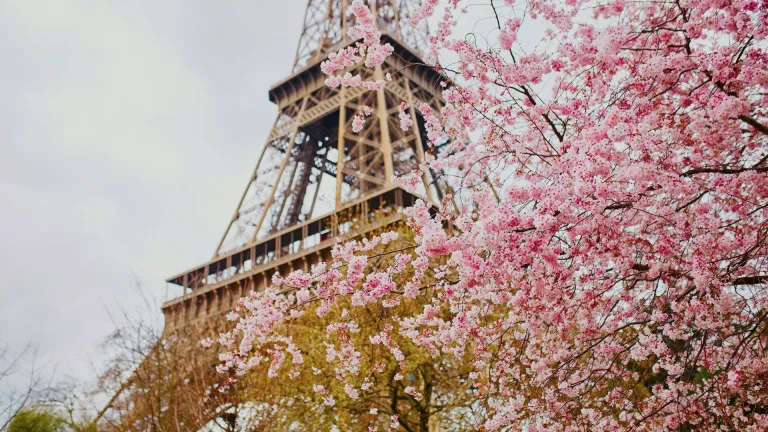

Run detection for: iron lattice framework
[[98, 2, 448, 427], [293, 0, 428, 72], [162, 0, 446, 328], [210, 2, 442, 259]]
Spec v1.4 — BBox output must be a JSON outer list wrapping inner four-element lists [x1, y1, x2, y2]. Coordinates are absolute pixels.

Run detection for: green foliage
[[8, 409, 65, 432], [223, 223, 480, 431]]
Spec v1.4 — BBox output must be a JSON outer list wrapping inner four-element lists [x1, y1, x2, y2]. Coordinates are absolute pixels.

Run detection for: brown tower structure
[[161, 0, 445, 332], [96, 3, 447, 428]]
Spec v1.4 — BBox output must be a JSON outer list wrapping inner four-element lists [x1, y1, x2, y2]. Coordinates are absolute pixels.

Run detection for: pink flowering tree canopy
[[212, 0, 768, 430]]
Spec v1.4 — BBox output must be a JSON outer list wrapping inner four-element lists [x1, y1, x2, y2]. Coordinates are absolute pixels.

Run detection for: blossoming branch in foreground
[[211, 0, 768, 430]]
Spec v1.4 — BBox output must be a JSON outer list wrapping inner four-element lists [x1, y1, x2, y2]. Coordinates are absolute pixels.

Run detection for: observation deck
[[161, 186, 421, 328]]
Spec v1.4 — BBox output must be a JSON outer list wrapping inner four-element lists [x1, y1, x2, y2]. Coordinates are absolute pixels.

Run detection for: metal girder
[[103, 2, 449, 424], [292, 0, 429, 72], [212, 2, 443, 257]]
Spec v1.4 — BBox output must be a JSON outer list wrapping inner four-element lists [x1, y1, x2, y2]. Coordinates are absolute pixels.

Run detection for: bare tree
[[88, 282, 256, 431], [0, 341, 51, 431]]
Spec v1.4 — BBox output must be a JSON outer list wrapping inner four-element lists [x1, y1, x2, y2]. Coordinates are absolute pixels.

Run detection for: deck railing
[[165, 186, 419, 293]]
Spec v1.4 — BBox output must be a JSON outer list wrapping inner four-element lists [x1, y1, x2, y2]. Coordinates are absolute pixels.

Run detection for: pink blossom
[[213, 1, 768, 429], [498, 18, 521, 50], [344, 383, 360, 399], [352, 115, 365, 133], [295, 288, 310, 304], [398, 102, 413, 131]]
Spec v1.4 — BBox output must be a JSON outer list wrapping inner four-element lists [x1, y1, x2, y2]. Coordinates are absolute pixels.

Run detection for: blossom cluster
[[214, 0, 768, 430], [322, 0, 393, 90]]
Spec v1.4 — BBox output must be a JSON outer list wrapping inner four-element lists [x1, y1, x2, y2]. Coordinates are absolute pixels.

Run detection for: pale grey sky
[[0, 0, 307, 381], [0, 0, 530, 388]]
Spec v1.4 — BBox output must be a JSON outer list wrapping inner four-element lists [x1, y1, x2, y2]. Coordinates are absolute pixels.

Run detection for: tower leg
[[250, 97, 310, 241], [375, 66, 395, 184], [336, 87, 347, 207]]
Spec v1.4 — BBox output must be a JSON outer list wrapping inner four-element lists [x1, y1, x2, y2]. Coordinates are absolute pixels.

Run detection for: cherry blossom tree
[[214, 0, 768, 430]]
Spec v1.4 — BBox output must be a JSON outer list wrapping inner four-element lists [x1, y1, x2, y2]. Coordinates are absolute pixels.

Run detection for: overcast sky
[[0, 0, 308, 381], [0, 0, 525, 391]]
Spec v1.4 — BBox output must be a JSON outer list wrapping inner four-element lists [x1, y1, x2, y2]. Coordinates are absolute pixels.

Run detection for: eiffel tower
[[161, 0, 445, 332], [96, 2, 447, 428]]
